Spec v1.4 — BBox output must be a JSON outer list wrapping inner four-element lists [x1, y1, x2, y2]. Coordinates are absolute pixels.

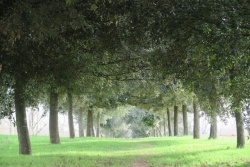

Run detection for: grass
[[0, 135, 250, 167]]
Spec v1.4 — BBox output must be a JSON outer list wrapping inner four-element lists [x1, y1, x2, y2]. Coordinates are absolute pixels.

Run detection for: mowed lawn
[[0, 135, 250, 167]]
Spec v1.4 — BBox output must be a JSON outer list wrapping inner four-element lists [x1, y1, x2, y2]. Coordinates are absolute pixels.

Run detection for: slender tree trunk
[[78, 110, 84, 137], [163, 114, 166, 136], [209, 114, 217, 139], [49, 90, 60, 144], [96, 111, 100, 137], [92, 126, 95, 137], [182, 104, 188, 135], [235, 111, 245, 148], [153, 129, 156, 137], [15, 80, 32, 155], [67, 92, 75, 138], [87, 106, 94, 137], [157, 126, 162, 137], [167, 108, 172, 136], [9, 118, 12, 134], [174, 105, 179, 136], [193, 101, 200, 139]]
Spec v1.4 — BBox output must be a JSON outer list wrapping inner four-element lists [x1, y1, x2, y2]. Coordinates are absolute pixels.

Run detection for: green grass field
[[0, 135, 249, 167]]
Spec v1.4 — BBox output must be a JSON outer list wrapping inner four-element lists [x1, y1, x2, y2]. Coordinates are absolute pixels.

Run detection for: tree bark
[[174, 105, 179, 136], [87, 106, 94, 137], [67, 92, 75, 138], [15, 80, 32, 155], [193, 101, 200, 139], [78, 109, 84, 137], [235, 111, 245, 148], [92, 126, 96, 137], [96, 111, 100, 137], [49, 90, 60, 144], [182, 104, 188, 135], [209, 114, 217, 139], [157, 126, 162, 137], [167, 108, 172, 136], [163, 114, 166, 136]]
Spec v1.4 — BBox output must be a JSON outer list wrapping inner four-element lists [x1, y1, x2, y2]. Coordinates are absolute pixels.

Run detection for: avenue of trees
[[0, 0, 250, 155]]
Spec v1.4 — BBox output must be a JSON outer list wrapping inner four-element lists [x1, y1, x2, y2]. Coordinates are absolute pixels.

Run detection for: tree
[[182, 104, 188, 135], [86, 105, 94, 137], [167, 108, 172, 136], [209, 114, 217, 139], [14, 79, 31, 154], [193, 100, 200, 139], [49, 88, 60, 144], [78, 109, 84, 137], [67, 92, 75, 138], [173, 105, 179, 136]]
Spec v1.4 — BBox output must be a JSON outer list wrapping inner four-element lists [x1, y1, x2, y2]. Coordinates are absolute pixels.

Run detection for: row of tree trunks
[[166, 104, 188, 137], [67, 92, 75, 139]]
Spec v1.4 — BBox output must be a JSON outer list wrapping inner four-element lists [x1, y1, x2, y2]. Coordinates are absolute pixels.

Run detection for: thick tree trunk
[[163, 114, 166, 136], [49, 90, 60, 144], [174, 105, 179, 136], [15, 80, 32, 155], [67, 92, 75, 138], [96, 111, 100, 137], [182, 104, 188, 135], [87, 106, 94, 137], [78, 110, 84, 137], [209, 114, 217, 139], [167, 108, 172, 136], [235, 111, 245, 148], [193, 101, 200, 139]]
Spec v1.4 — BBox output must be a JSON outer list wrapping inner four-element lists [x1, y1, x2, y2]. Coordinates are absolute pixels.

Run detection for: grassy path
[[0, 135, 250, 166]]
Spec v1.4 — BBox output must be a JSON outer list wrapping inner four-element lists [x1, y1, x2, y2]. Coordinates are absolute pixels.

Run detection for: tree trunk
[[193, 101, 200, 139], [182, 104, 188, 135], [87, 106, 94, 137], [157, 126, 162, 137], [15, 80, 32, 155], [49, 90, 60, 144], [92, 126, 96, 137], [96, 111, 100, 137], [153, 129, 156, 137], [78, 109, 84, 137], [167, 108, 172, 136], [67, 92, 75, 138], [163, 114, 166, 136], [235, 111, 245, 148], [209, 114, 217, 139], [174, 105, 179, 136]]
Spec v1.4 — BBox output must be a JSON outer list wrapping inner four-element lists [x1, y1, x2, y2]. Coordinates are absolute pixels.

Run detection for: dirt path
[[131, 158, 149, 167], [130, 142, 153, 167]]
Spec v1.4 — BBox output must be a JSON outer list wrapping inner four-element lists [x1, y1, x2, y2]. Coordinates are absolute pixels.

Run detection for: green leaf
[[90, 4, 98, 11], [66, 0, 71, 5]]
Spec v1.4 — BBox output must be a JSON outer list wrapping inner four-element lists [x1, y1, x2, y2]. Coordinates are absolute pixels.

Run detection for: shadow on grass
[[2, 150, 250, 167], [1, 135, 250, 167]]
